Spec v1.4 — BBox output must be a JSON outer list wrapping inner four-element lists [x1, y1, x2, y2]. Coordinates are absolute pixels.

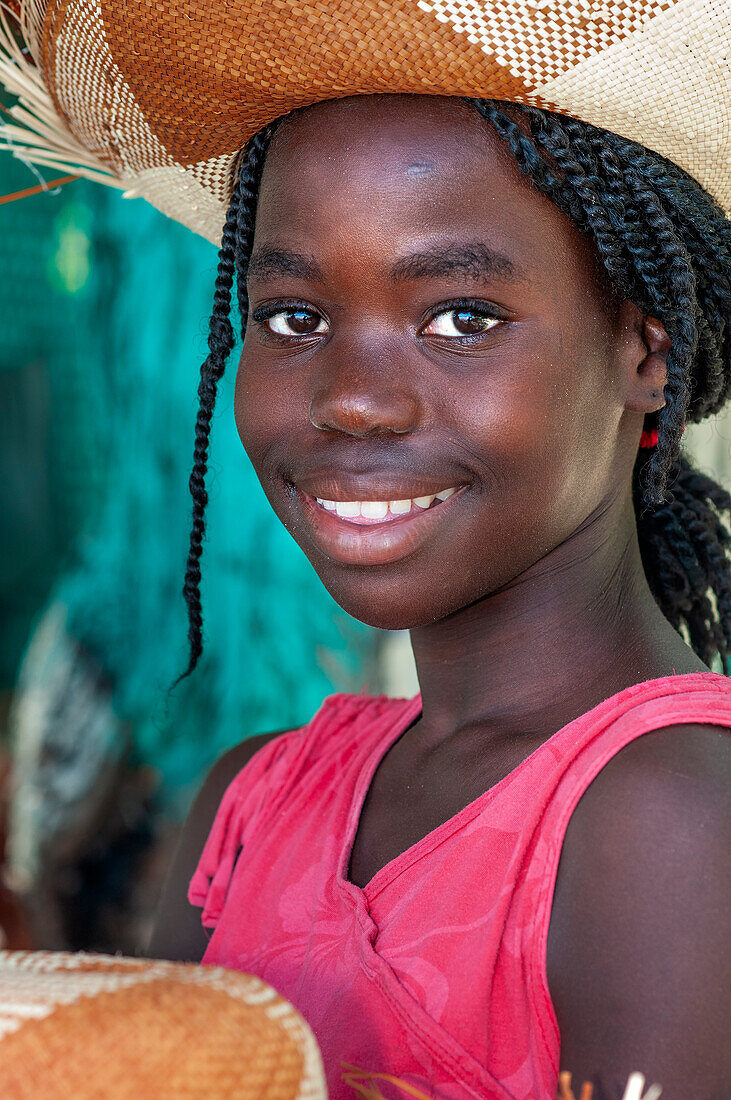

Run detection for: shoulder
[[145, 691, 382, 963], [147, 727, 289, 963], [570, 719, 730, 833], [547, 722, 731, 1097], [169, 691, 380, 858], [195, 728, 291, 825], [549, 722, 731, 944]]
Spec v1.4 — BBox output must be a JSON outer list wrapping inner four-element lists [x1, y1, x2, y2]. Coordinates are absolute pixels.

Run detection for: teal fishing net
[[1, 164, 375, 811], [0, 161, 108, 684]]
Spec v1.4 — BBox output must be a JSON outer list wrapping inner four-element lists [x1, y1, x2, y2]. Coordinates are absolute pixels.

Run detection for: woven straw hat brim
[[0, 0, 729, 243], [0, 950, 326, 1099]]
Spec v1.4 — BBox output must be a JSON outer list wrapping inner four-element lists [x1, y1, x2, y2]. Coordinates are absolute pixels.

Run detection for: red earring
[[639, 425, 686, 449]]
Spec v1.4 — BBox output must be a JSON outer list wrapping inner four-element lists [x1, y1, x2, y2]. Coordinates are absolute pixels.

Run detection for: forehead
[[253, 95, 595, 282]]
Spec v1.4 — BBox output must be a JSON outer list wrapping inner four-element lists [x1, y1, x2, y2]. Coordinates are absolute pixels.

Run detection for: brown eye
[[267, 308, 327, 336], [424, 308, 501, 338], [453, 310, 492, 335]]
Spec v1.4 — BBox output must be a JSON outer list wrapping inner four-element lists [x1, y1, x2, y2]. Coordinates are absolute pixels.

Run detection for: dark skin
[[150, 96, 731, 1097]]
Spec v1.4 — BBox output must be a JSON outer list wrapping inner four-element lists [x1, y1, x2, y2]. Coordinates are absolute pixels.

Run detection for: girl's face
[[235, 95, 645, 629]]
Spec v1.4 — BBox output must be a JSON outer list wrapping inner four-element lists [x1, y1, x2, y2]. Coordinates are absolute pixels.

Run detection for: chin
[[309, 566, 478, 632]]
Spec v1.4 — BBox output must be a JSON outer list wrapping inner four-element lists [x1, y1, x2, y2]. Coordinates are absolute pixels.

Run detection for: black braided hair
[[471, 101, 731, 670], [635, 458, 731, 667], [177, 101, 731, 679], [174, 128, 273, 684]]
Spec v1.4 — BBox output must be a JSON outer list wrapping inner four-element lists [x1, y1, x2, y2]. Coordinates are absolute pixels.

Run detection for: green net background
[[0, 159, 375, 812]]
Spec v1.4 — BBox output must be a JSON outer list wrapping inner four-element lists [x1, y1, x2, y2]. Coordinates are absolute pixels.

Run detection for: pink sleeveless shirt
[[189, 672, 731, 1100]]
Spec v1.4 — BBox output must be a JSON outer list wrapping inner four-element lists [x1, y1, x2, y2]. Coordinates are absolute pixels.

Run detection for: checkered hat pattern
[[0, 0, 728, 241]]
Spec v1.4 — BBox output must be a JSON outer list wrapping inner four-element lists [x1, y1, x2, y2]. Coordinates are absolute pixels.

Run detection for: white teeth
[[361, 500, 389, 519], [335, 501, 361, 518], [317, 488, 458, 518]]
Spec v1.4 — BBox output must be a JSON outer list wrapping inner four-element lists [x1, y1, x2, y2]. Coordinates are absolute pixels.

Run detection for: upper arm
[[547, 723, 731, 1100], [146, 729, 288, 963]]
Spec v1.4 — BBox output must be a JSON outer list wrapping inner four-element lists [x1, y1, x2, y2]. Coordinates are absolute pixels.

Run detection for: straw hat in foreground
[[0, 949, 326, 1099]]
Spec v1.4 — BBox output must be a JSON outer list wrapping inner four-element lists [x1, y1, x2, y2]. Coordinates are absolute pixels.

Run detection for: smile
[[296, 484, 465, 566], [315, 487, 456, 525]]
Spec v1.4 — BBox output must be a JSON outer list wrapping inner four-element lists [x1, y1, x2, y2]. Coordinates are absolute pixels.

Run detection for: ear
[[619, 302, 670, 413]]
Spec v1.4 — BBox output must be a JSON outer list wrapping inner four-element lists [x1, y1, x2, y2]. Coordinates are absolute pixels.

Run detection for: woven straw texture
[[0, 0, 729, 241], [0, 950, 327, 1099]]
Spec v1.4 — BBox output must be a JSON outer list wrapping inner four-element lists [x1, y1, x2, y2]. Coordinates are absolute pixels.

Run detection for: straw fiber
[[0, 950, 327, 1099], [0, 0, 729, 240]]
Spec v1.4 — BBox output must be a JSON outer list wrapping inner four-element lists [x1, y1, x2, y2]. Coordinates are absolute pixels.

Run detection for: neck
[[409, 491, 701, 749]]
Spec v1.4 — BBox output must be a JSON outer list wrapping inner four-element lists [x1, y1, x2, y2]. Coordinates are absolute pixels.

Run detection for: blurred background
[[0, 160, 728, 958]]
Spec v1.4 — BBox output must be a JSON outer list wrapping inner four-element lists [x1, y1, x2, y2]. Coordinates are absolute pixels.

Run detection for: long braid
[[235, 126, 275, 322], [176, 130, 273, 681]]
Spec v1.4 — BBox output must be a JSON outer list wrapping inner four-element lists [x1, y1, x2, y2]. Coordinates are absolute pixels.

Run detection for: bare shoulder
[[547, 722, 731, 1099], [572, 720, 731, 826], [146, 728, 289, 963]]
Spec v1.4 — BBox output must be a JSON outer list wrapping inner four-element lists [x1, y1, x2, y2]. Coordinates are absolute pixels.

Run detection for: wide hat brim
[[1, 0, 729, 243]]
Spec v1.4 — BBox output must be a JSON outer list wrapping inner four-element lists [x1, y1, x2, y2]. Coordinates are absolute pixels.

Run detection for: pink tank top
[[189, 672, 730, 1100]]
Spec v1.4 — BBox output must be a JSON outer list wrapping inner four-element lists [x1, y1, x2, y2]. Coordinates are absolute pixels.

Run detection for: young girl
[[2, 4, 729, 1099], [145, 93, 731, 1099]]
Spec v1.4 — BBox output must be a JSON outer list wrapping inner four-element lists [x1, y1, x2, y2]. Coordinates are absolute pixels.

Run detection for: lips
[[295, 484, 466, 566]]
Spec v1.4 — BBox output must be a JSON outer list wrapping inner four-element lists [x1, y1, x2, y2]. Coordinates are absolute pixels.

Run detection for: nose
[[309, 356, 422, 438]]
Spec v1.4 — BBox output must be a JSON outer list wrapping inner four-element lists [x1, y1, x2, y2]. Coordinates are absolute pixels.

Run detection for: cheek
[[456, 341, 611, 517], [233, 361, 256, 454], [234, 353, 292, 467], [233, 352, 314, 537]]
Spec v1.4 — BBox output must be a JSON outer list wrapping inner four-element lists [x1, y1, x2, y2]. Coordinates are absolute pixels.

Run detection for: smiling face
[[235, 95, 646, 629]]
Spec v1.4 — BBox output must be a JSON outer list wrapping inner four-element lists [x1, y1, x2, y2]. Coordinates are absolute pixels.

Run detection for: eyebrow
[[247, 240, 523, 286], [247, 246, 324, 284], [390, 242, 523, 284]]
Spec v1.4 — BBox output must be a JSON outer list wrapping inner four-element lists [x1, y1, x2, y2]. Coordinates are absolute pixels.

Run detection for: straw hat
[[0, 0, 729, 242], [0, 949, 326, 1099]]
